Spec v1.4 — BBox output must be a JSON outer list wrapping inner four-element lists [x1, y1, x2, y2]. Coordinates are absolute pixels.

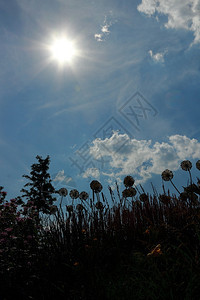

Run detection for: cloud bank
[[138, 0, 200, 45], [84, 131, 200, 185]]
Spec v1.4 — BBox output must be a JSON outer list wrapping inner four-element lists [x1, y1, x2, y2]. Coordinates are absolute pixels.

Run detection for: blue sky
[[1, 0, 200, 205]]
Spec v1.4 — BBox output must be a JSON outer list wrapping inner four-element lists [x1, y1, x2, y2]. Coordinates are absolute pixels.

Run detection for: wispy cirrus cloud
[[138, 0, 200, 46]]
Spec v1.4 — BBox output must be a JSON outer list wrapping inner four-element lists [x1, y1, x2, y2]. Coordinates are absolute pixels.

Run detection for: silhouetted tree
[[21, 155, 56, 214]]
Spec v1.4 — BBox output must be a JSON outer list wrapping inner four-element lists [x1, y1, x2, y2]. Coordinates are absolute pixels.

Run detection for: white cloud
[[138, 0, 157, 15], [86, 132, 200, 185], [138, 0, 200, 45], [53, 170, 73, 185], [169, 135, 200, 159], [94, 14, 116, 42], [149, 49, 167, 63], [94, 33, 103, 42], [82, 167, 100, 179], [101, 24, 110, 33]]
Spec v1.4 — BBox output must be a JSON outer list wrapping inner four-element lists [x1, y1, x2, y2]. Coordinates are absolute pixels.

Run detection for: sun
[[50, 37, 76, 64]]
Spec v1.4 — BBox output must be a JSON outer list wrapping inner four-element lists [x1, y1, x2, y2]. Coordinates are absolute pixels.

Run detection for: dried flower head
[[122, 187, 137, 198], [69, 189, 79, 199], [76, 204, 84, 211], [90, 180, 103, 193], [139, 193, 149, 202], [129, 187, 137, 197], [196, 160, 200, 170], [122, 189, 129, 198], [123, 175, 135, 188], [79, 191, 89, 201], [161, 169, 173, 181], [66, 205, 73, 213], [180, 160, 192, 171], [95, 201, 104, 210], [58, 188, 68, 197]]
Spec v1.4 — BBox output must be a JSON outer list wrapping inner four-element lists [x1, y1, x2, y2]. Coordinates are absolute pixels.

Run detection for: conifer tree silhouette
[[21, 155, 56, 214]]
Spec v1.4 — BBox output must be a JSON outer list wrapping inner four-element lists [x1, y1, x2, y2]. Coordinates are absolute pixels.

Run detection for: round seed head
[[196, 160, 200, 170], [161, 169, 173, 181], [180, 160, 192, 171], [76, 204, 84, 211], [95, 201, 104, 210], [69, 189, 79, 199], [139, 193, 149, 202], [90, 180, 103, 193], [79, 191, 89, 201], [58, 188, 68, 197], [123, 175, 135, 188], [122, 187, 137, 198]]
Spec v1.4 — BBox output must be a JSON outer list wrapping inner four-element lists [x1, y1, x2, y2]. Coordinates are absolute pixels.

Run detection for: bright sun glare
[[50, 37, 76, 64]]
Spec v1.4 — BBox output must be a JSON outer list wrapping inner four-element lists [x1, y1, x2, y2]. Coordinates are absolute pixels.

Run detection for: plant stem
[[170, 179, 180, 194], [188, 169, 193, 185]]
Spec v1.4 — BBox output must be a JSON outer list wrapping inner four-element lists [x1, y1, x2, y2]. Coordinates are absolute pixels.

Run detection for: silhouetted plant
[[2, 158, 200, 299], [20, 155, 56, 214]]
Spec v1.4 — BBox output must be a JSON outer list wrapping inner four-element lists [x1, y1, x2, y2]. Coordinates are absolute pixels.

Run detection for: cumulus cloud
[[149, 49, 167, 63], [84, 131, 200, 185], [82, 167, 100, 179], [138, 0, 200, 45]]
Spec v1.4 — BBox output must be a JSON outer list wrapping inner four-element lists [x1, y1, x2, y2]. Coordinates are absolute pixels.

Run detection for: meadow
[[1, 157, 200, 299]]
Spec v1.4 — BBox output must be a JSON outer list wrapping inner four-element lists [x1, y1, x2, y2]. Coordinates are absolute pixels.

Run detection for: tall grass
[[1, 161, 200, 299]]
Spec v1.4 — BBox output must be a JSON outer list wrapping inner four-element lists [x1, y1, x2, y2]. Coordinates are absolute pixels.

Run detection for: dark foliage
[[20, 155, 56, 214]]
